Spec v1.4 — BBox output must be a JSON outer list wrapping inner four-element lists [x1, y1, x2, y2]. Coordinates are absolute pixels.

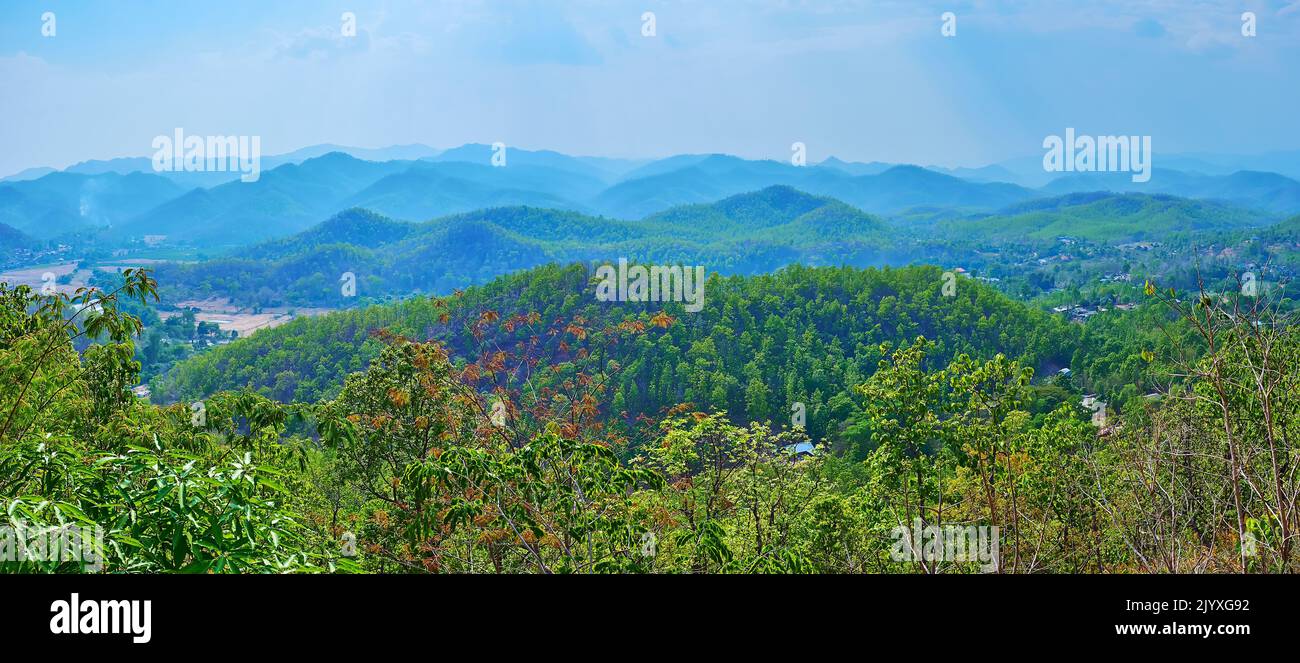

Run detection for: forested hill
[[933, 192, 1274, 243], [0, 221, 33, 252], [140, 187, 1281, 309], [153, 262, 1081, 441], [145, 186, 898, 307]]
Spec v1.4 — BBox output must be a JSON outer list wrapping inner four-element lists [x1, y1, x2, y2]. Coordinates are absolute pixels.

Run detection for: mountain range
[[3, 144, 1300, 250], [933, 191, 1276, 243], [145, 185, 1288, 309], [148, 186, 896, 306]]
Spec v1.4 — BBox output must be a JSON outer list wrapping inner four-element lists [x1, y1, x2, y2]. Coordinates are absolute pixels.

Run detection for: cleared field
[[161, 299, 334, 337], [0, 261, 92, 296]]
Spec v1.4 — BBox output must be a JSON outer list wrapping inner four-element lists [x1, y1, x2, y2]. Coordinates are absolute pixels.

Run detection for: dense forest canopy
[[3, 136, 1299, 577], [3, 253, 1296, 573], [152, 263, 1086, 437]]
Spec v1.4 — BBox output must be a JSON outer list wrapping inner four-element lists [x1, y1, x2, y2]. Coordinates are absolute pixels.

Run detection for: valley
[[4, 144, 1299, 577], [5, 149, 1296, 408]]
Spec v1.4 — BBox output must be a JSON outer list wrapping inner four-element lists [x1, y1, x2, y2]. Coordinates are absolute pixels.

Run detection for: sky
[[2, 0, 1299, 177]]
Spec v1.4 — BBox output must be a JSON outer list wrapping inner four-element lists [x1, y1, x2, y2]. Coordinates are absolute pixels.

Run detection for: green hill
[[0, 221, 34, 252], [0, 171, 183, 239], [150, 187, 895, 307], [935, 192, 1272, 243], [152, 262, 1081, 443]]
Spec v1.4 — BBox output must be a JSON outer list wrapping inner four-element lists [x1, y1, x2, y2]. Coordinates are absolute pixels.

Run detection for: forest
[[3, 260, 1295, 573]]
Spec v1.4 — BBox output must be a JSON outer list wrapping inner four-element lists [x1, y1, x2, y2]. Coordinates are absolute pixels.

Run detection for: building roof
[[784, 442, 817, 456]]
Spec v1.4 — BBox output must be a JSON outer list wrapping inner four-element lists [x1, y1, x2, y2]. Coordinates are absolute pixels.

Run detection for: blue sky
[[2, 0, 1299, 176]]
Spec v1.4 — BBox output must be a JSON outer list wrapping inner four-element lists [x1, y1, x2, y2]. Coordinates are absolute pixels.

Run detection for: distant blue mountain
[[6, 143, 443, 189], [340, 164, 588, 221], [112, 153, 413, 244], [826, 165, 1036, 212], [5, 144, 1300, 249], [150, 185, 895, 306], [0, 221, 34, 252], [925, 163, 1021, 184], [0, 171, 184, 239], [0, 166, 58, 183], [594, 158, 1038, 218], [817, 156, 896, 176], [1042, 168, 1300, 214], [424, 143, 644, 183]]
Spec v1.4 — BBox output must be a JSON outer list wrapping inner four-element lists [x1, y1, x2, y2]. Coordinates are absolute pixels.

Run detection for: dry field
[[0, 261, 92, 296], [162, 298, 334, 337], [4, 263, 335, 338]]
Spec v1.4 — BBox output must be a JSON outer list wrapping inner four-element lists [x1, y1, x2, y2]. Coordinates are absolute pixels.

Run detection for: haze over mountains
[[149, 186, 896, 306], [2, 143, 1300, 249], [144, 185, 1294, 309], [932, 191, 1276, 243]]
